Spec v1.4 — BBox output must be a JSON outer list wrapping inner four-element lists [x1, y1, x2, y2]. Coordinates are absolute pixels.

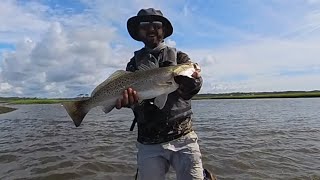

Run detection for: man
[[116, 8, 208, 180]]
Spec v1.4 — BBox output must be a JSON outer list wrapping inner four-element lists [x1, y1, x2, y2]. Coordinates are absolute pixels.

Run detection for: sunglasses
[[139, 21, 163, 30]]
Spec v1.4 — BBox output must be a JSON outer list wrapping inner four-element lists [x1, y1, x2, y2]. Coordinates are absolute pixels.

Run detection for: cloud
[[0, 0, 50, 43], [187, 37, 320, 93], [0, 21, 132, 97], [1, 0, 320, 97], [307, 0, 320, 4], [0, 0, 189, 97], [165, 39, 176, 47]]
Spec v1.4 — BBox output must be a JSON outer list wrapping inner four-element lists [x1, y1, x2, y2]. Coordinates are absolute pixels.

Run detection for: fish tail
[[62, 99, 90, 127]]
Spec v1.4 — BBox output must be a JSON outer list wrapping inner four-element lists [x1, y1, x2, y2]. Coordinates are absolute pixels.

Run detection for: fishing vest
[[128, 46, 193, 144]]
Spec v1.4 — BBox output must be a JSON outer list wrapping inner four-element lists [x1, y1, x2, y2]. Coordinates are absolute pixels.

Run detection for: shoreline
[[192, 95, 320, 100], [0, 106, 17, 114], [0, 91, 319, 105], [193, 91, 320, 100], [0, 93, 318, 114]]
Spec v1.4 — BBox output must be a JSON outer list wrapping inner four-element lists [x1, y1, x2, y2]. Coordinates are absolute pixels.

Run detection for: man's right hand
[[116, 88, 139, 109]]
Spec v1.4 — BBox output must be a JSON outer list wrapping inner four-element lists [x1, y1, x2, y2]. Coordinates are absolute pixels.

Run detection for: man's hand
[[175, 70, 202, 100], [116, 88, 139, 109], [192, 71, 201, 79]]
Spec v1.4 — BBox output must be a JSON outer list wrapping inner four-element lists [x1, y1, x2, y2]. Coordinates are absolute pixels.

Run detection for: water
[[0, 98, 319, 180]]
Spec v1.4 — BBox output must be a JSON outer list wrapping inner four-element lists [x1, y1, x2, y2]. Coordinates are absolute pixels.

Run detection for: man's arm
[[176, 51, 203, 100]]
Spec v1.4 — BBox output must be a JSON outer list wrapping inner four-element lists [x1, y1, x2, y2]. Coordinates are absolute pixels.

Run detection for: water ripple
[[0, 99, 320, 179]]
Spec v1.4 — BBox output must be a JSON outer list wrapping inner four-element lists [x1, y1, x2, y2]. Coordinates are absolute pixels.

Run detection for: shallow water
[[0, 98, 319, 180]]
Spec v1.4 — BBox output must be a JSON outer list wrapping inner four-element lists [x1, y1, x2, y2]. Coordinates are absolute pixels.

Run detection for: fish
[[62, 62, 201, 127]]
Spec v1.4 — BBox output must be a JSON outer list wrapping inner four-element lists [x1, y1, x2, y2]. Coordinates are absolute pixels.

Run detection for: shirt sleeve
[[126, 57, 136, 72], [176, 51, 203, 100]]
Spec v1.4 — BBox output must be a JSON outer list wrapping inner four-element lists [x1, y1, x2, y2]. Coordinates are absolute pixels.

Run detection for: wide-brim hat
[[127, 8, 173, 41]]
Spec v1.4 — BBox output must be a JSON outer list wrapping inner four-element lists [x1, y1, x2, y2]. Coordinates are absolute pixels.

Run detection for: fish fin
[[154, 94, 168, 109], [91, 70, 130, 96], [62, 99, 90, 127], [101, 105, 114, 114], [138, 61, 158, 71]]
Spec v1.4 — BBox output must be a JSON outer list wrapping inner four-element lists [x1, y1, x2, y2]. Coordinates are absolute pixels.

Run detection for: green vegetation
[[0, 106, 17, 114], [8, 99, 68, 104], [193, 90, 320, 100], [0, 97, 70, 104], [0, 91, 319, 105]]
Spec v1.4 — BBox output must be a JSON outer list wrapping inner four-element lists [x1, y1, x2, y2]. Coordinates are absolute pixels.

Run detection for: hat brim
[[127, 15, 173, 41]]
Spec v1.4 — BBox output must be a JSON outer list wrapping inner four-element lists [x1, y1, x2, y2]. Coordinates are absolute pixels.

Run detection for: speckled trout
[[62, 62, 200, 127]]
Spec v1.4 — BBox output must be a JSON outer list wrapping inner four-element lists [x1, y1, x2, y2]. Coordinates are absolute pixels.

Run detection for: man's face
[[138, 21, 164, 48]]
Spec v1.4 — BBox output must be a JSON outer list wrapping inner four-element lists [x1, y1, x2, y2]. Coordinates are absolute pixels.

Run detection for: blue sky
[[1, 0, 320, 97], [0, 43, 15, 50]]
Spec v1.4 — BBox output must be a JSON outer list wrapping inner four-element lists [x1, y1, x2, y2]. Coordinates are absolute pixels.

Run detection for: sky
[[1, 0, 320, 98]]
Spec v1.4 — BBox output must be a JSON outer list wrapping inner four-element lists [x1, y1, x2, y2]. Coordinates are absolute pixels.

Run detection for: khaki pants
[[136, 131, 204, 180]]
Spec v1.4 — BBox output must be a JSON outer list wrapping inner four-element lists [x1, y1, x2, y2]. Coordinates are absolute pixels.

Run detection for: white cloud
[[0, 21, 132, 97], [188, 37, 320, 93], [1, 0, 320, 97], [307, 0, 320, 4], [0, 82, 12, 93], [165, 39, 176, 47], [0, 0, 50, 43]]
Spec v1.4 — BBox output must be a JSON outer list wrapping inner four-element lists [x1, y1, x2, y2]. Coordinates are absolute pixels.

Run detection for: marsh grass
[[0, 91, 319, 105], [0, 106, 17, 114], [9, 99, 68, 104], [193, 91, 320, 100]]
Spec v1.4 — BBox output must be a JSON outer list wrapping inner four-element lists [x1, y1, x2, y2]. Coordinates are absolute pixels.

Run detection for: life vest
[[128, 46, 193, 144]]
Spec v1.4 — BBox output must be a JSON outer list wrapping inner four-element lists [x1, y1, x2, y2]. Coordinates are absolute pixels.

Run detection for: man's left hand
[[192, 71, 201, 79]]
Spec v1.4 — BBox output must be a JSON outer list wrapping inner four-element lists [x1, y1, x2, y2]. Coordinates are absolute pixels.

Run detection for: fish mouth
[[193, 63, 201, 72], [174, 75, 195, 85], [173, 63, 201, 78]]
